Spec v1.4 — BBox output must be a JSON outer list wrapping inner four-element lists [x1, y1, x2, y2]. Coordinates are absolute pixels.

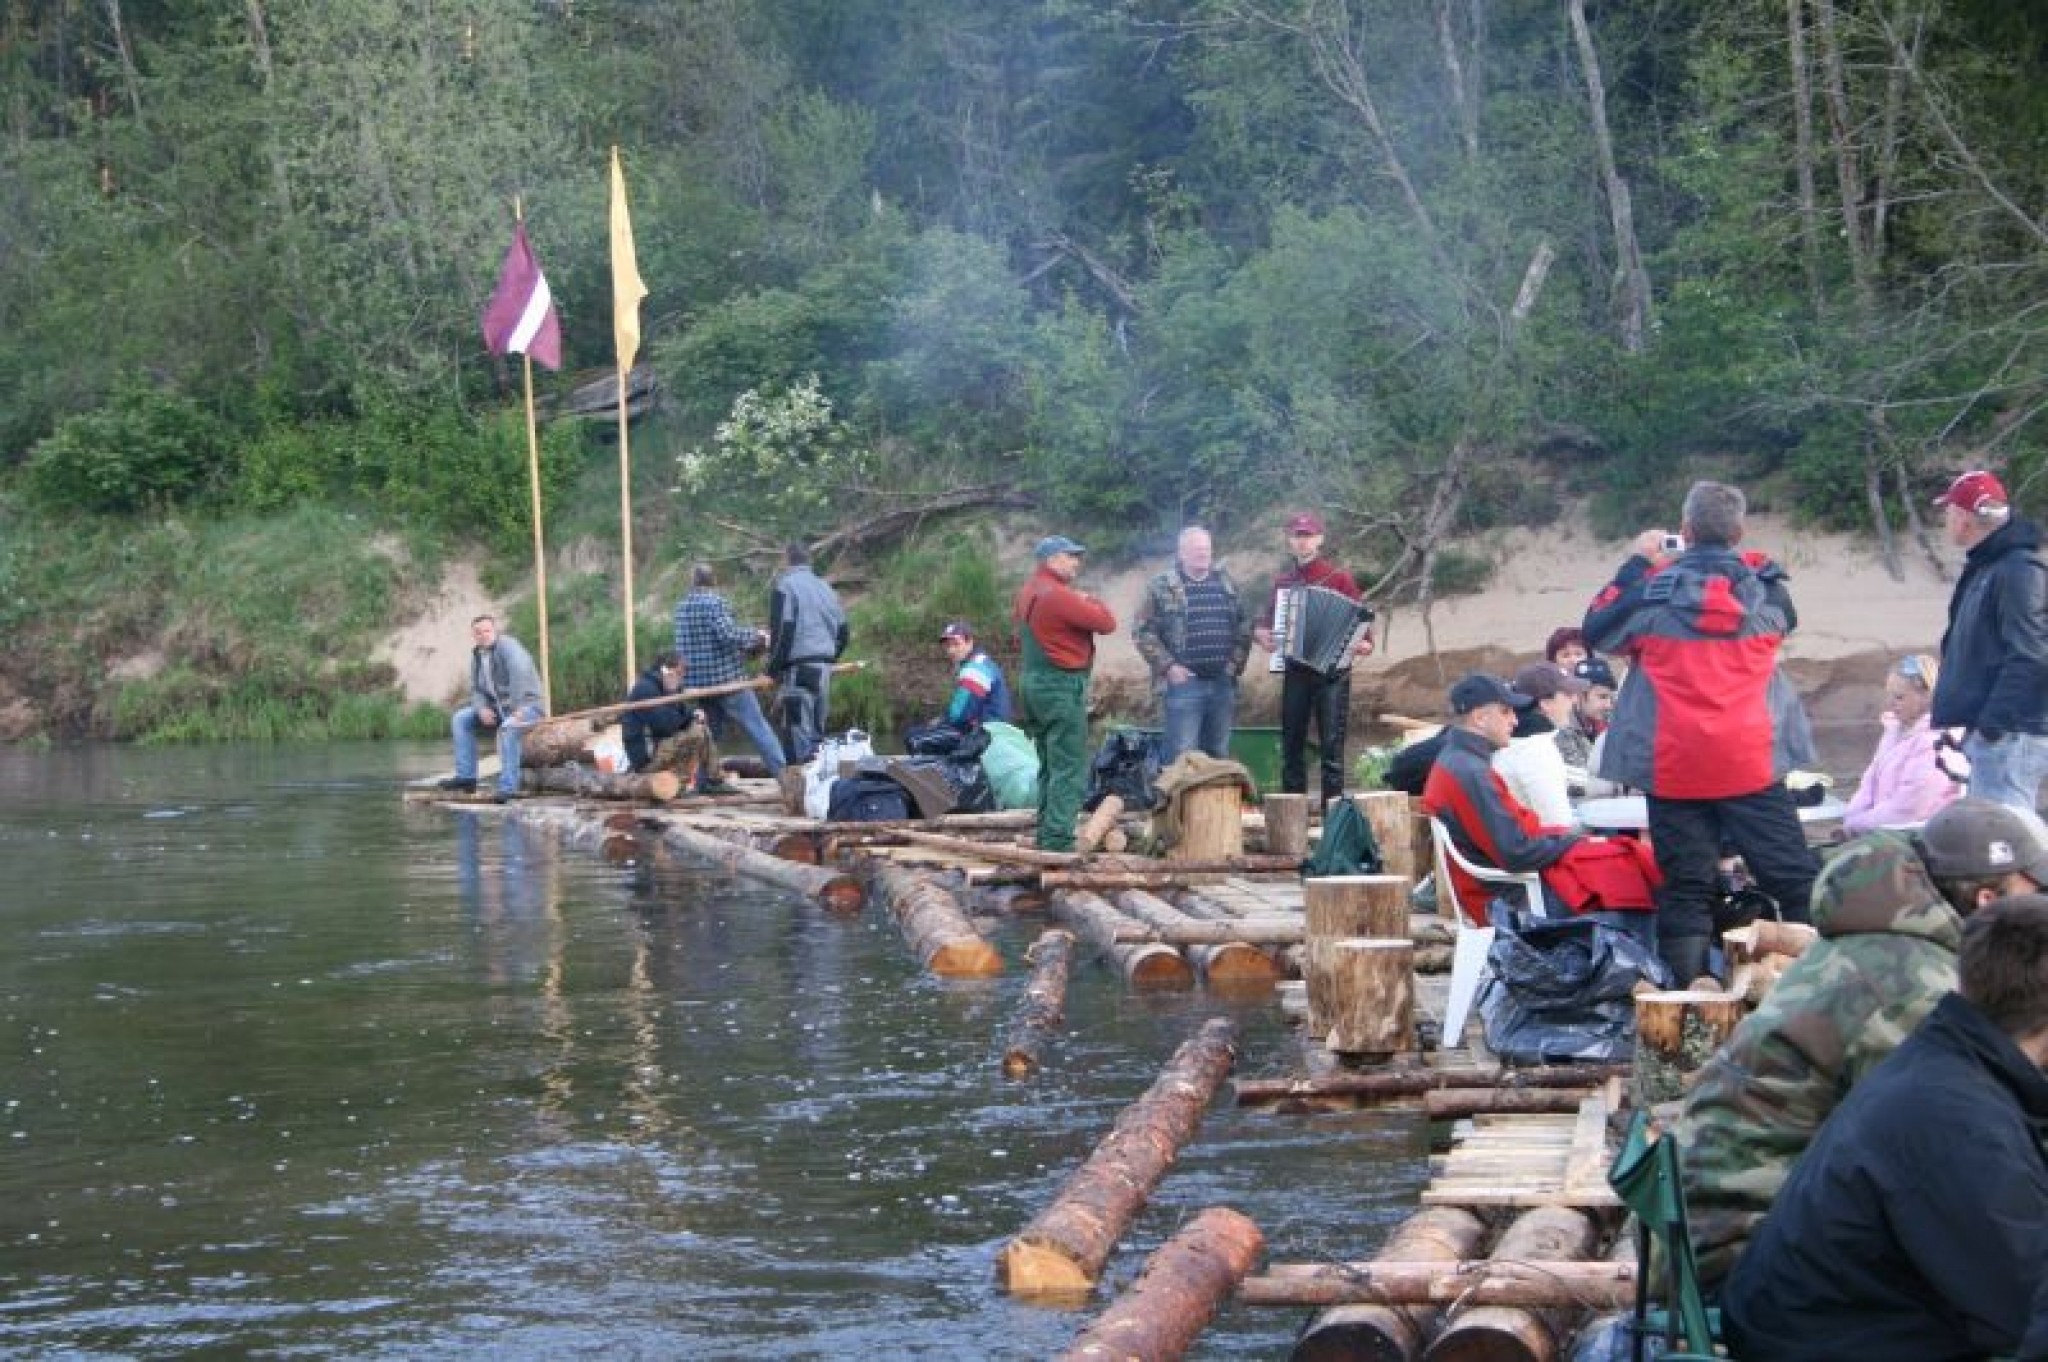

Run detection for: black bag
[[825, 772, 913, 823], [1085, 728, 1162, 812], [1480, 915, 1669, 1064]]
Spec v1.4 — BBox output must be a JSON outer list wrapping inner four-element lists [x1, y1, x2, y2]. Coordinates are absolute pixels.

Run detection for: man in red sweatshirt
[[1254, 511, 1374, 805], [1013, 535, 1118, 850]]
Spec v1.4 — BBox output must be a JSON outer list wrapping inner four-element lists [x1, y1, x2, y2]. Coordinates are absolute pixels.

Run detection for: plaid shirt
[[673, 589, 759, 687]]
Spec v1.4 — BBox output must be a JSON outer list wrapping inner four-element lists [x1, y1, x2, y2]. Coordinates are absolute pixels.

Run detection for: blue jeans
[[452, 702, 544, 796], [1965, 730, 2048, 813], [1160, 675, 1236, 763], [701, 688, 787, 775]]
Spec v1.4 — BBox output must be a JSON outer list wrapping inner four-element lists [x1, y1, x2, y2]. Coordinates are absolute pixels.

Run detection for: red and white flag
[[481, 222, 562, 370]]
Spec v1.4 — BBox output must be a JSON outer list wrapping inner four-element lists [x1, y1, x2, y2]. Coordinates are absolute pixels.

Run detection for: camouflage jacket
[[1676, 830, 1964, 1286], [1131, 565, 1251, 689]]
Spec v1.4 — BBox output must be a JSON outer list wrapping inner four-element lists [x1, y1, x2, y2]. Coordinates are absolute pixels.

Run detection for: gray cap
[[1034, 535, 1087, 560], [1512, 661, 1591, 700], [1916, 798, 2048, 884], [1449, 673, 1533, 715]]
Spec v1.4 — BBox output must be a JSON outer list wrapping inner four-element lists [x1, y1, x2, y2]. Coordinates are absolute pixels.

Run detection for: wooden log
[[1263, 792, 1312, 859], [1234, 1064, 1627, 1108], [1241, 1258, 1636, 1312], [1304, 876, 1410, 1040], [1112, 889, 1279, 989], [1061, 1206, 1264, 1361], [1422, 1205, 1602, 1362], [1004, 929, 1076, 1078], [1041, 870, 1228, 891], [865, 861, 1003, 978], [1353, 791, 1421, 883], [1322, 939, 1416, 1057], [1631, 989, 1747, 1107], [1722, 917, 1817, 964], [1290, 1206, 1488, 1361], [1076, 793, 1126, 853], [518, 721, 599, 768], [998, 1017, 1240, 1297], [1421, 1088, 1592, 1120], [770, 832, 821, 864], [1142, 916, 1306, 947], [653, 818, 864, 912], [1050, 890, 1194, 989], [1173, 782, 1245, 862], [519, 765, 682, 802]]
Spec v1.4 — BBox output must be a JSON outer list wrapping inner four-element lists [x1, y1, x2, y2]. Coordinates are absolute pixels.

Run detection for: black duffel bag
[[825, 771, 914, 823]]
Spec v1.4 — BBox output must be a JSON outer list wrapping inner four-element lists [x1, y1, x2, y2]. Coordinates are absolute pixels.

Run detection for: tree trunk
[[1813, 0, 1875, 309], [1304, 876, 1410, 1038], [998, 1017, 1239, 1296], [1786, 0, 1824, 309], [1567, 0, 1651, 353], [1261, 792, 1312, 859], [519, 765, 680, 802], [1076, 793, 1125, 852], [1060, 1206, 1264, 1361], [1003, 928, 1075, 1078], [1353, 791, 1423, 883], [1422, 1205, 1602, 1362], [1421, 1087, 1589, 1119], [1113, 889, 1278, 988], [1290, 1204, 1489, 1361], [865, 861, 1003, 977], [653, 818, 864, 914]]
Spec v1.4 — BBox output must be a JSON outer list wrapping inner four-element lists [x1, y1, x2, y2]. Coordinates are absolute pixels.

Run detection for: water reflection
[[2, 743, 1425, 1357]]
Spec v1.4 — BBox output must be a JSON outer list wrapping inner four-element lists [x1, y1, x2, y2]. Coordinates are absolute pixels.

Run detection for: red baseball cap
[[1933, 469, 2008, 514], [1285, 512, 1325, 535]]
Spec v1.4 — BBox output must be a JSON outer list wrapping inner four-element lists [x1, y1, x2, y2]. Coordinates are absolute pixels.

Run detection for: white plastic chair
[[1429, 816, 1547, 1048]]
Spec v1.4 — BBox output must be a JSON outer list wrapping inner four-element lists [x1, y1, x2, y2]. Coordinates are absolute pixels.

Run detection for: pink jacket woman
[[1842, 654, 1965, 833]]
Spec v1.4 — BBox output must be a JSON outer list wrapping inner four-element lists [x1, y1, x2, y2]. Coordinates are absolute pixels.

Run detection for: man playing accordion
[[1252, 511, 1374, 806]]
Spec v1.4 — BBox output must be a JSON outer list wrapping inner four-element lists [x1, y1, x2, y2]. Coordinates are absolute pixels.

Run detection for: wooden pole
[[1262, 792, 1311, 858], [998, 1017, 1239, 1296], [865, 861, 1003, 977], [1422, 1205, 1603, 1362], [1352, 791, 1422, 882], [1075, 793, 1124, 853], [1234, 1063, 1627, 1108], [1003, 929, 1075, 1077], [1060, 1206, 1263, 1361], [616, 370, 635, 685], [1420, 1087, 1591, 1119], [519, 347, 553, 714], [1288, 1205, 1489, 1360]]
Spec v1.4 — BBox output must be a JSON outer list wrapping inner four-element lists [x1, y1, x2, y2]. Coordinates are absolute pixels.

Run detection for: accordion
[[1271, 585, 1375, 676]]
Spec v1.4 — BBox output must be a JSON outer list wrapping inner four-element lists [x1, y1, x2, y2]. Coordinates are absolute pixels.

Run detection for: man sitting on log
[[1722, 893, 2048, 1361], [622, 650, 734, 795], [1422, 672, 1660, 940], [439, 613, 545, 805], [1678, 797, 2048, 1289]]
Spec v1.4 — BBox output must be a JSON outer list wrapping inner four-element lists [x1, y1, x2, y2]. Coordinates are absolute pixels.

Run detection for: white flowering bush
[[675, 375, 874, 537]]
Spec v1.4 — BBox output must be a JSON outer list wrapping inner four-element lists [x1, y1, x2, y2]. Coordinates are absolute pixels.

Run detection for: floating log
[[1003, 929, 1076, 1078], [1049, 891, 1193, 990], [519, 765, 682, 802], [1631, 989, 1747, 1107], [1262, 793, 1312, 859], [1353, 790, 1424, 883], [1241, 1257, 1634, 1312], [865, 861, 1003, 977], [1422, 1205, 1603, 1362], [1076, 793, 1125, 853], [652, 818, 863, 913], [1061, 1206, 1264, 1361], [1139, 916, 1305, 947], [1114, 889, 1279, 987], [998, 1016, 1239, 1296], [1421, 1087, 1592, 1120], [1173, 782, 1246, 861], [1321, 939, 1416, 1057], [1234, 1064, 1627, 1109], [1285, 1205, 1489, 1360]]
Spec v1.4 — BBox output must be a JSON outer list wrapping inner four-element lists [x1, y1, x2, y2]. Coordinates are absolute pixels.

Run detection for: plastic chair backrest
[[1607, 1111, 1718, 1357], [1428, 816, 1546, 927]]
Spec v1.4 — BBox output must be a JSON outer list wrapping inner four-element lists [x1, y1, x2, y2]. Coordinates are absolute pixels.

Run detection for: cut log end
[[818, 876, 867, 916], [928, 939, 1004, 978], [998, 1238, 1095, 1298]]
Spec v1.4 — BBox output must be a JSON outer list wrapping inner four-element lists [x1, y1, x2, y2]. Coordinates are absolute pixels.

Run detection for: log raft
[[864, 861, 1003, 977], [650, 816, 864, 913]]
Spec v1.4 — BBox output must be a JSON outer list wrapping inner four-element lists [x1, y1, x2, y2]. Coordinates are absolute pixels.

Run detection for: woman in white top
[[1491, 661, 1587, 830]]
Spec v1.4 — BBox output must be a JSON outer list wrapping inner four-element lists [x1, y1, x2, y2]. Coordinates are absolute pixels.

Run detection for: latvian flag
[[481, 223, 562, 370]]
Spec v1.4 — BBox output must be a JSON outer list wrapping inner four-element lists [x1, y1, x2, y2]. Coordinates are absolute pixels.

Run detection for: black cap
[[1449, 673, 1533, 715], [1573, 657, 1618, 689]]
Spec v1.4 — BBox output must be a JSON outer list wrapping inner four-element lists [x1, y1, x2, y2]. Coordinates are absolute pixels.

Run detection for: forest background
[[1, 0, 2044, 743]]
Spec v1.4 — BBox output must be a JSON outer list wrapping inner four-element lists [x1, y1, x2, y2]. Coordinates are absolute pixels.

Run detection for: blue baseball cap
[[1034, 535, 1087, 560], [1449, 673, 1533, 715]]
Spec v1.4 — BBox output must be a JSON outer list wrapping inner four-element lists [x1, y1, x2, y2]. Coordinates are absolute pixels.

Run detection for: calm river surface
[[2, 743, 1424, 1358]]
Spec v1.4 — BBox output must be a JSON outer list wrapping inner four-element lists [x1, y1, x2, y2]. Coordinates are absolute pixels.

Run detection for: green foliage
[[675, 376, 874, 544], [24, 384, 234, 513]]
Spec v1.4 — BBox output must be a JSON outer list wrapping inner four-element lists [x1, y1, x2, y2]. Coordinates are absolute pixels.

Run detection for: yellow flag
[[609, 145, 648, 373]]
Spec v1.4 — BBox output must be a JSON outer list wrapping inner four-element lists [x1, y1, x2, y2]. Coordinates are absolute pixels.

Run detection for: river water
[[1, 743, 1424, 1358]]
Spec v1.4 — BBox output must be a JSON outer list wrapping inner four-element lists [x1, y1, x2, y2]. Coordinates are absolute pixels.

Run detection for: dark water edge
[[1, 743, 1426, 1358]]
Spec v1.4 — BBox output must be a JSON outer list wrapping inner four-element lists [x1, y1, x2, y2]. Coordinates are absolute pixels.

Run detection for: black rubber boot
[[1660, 934, 1712, 989]]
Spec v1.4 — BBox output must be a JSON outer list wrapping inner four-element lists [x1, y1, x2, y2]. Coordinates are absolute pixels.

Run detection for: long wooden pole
[[617, 363, 636, 683], [510, 660, 867, 732]]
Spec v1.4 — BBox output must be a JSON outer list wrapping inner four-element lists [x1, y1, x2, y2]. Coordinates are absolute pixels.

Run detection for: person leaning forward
[[441, 613, 545, 803], [1013, 535, 1117, 852], [1133, 525, 1251, 763], [621, 650, 732, 795], [1582, 480, 1820, 986]]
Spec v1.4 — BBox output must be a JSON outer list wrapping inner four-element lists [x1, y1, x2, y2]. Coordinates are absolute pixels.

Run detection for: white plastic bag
[[804, 729, 874, 820]]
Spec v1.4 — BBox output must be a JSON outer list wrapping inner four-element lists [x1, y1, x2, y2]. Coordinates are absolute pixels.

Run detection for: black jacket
[[1931, 516, 2048, 736], [1723, 992, 2048, 1361], [621, 666, 695, 772]]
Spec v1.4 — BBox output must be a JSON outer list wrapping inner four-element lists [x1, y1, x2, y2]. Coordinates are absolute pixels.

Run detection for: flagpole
[[608, 145, 648, 690], [523, 348, 553, 715], [618, 365, 635, 684]]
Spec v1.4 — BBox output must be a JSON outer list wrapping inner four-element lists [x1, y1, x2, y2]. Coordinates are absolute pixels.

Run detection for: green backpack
[[1302, 797, 1383, 877]]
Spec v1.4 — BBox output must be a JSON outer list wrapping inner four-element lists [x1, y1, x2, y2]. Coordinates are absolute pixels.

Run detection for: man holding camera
[[1582, 481, 1819, 985]]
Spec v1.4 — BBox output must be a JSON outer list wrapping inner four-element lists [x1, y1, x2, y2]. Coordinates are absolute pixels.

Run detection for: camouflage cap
[[1915, 798, 2048, 884]]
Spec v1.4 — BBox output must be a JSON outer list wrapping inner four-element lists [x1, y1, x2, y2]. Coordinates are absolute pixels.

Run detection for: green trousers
[[1020, 664, 1089, 852]]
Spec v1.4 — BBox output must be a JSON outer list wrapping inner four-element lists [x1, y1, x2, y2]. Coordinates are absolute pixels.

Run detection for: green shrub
[[24, 383, 233, 512]]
